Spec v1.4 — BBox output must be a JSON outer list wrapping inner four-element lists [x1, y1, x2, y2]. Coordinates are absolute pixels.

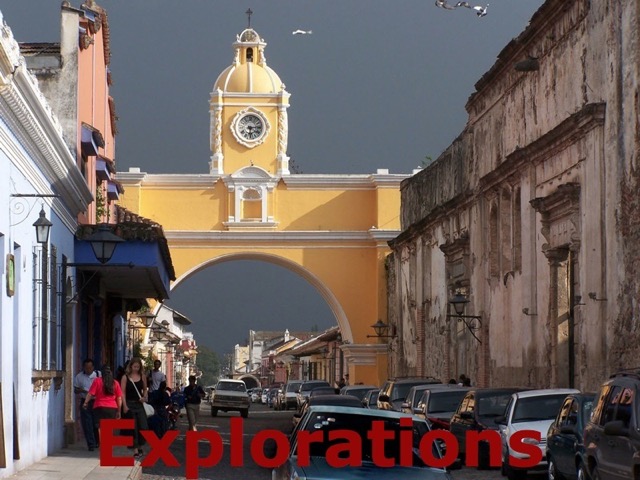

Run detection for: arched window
[[241, 188, 262, 221], [246, 48, 254, 62]]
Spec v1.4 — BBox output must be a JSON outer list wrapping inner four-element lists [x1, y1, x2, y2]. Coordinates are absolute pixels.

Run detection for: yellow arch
[[173, 251, 354, 343]]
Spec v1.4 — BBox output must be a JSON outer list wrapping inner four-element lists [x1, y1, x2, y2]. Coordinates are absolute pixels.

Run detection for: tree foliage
[[196, 344, 221, 386]]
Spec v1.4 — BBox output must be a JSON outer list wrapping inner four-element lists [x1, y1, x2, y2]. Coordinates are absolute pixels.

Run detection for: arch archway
[[173, 252, 353, 343], [237, 374, 261, 389]]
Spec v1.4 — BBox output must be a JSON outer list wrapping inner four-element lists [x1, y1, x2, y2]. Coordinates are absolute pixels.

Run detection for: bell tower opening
[[246, 48, 253, 62]]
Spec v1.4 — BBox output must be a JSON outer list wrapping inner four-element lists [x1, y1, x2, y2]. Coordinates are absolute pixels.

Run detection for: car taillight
[[427, 417, 450, 430]]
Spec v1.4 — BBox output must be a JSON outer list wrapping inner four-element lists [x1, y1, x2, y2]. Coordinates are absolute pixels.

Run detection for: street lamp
[[447, 291, 483, 343], [366, 319, 397, 338], [33, 207, 52, 244], [86, 224, 124, 264]]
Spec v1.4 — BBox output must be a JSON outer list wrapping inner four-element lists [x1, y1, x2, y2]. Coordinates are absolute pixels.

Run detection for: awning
[[73, 237, 173, 300], [96, 157, 111, 181], [81, 124, 104, 157], [107, 180, 124, 200]]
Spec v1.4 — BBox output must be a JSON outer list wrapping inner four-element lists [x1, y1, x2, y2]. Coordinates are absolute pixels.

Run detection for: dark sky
[[2, 1, 545, 354]]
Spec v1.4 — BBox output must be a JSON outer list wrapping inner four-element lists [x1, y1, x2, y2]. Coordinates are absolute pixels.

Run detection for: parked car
[[546, 392, 595, 480], [495, 388, 579, 479], [276, 380, 303, 411], [267, 386, 281, 408], [292, 394, 364, 429], [339, 385, 378, 401], [210, 379, 250, 418], [378, 377, 441, 411], [261, 388, 269, 404], [449, 387, 525, 468], [583, 370, 640, 479], [401, 384, 441, 415], [415, 386, 471, 430], [274, 405, 456, 480], [362, 389, 380, 409], [250, 388, 261, 403], [296, 380, 331, 410]]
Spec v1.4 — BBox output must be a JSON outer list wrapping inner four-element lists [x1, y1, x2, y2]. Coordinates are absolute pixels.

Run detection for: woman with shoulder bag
[[120, 357, 149, 458]]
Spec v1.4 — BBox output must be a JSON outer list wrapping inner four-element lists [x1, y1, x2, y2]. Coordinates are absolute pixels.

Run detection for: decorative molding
[[116, 172, 409, 191], [340, 343, 389, 365], [0, 20, 92, 219], [166, 229, 401, 245], [530, 182, 581, 254], [32, 370, 64, 394], [284, 174, 409, 190]]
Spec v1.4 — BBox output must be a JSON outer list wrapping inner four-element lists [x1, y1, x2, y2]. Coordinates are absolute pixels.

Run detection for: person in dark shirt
[[183, 375, 205, 431]]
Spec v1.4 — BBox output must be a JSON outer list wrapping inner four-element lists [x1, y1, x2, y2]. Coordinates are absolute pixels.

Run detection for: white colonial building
[[0, 12, 92, 476]]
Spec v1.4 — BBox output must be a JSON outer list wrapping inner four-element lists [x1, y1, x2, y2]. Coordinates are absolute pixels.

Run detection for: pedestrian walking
[[83, 366, 122, 448], [74, 358, 100, 451], [148, 359, 166, 393], [183, 375, 205, 431], [121, 357, 149, 458]]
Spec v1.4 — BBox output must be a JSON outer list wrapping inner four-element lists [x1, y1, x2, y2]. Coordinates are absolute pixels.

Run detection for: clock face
[[231, 108, 270, 148], [237, 114, 264, 141]]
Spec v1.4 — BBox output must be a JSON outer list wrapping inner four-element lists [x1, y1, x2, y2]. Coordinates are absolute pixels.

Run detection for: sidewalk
[[9, 444, 142, 480]]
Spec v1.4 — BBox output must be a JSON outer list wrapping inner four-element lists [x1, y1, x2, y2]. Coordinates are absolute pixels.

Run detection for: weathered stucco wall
[[389, 0, 639, 391]]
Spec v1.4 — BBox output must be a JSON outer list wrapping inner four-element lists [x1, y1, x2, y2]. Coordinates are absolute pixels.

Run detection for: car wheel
[[548, 456, 565, 480], [211, 408, 218, 417], [241, 409, 248, 418]]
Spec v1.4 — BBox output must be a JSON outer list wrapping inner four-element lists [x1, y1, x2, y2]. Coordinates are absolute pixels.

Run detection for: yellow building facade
[[116, 28, 409, 385]]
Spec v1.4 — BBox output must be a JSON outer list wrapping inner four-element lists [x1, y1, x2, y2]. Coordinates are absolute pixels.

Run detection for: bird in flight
[[473, 4, 489, 16], [443, 1, 489, 17], [435, 0, 457, 10], [292, 29, 312, 35]]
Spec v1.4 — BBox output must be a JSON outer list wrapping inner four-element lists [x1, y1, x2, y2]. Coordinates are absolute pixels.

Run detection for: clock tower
[[210, 28, 290, 177]]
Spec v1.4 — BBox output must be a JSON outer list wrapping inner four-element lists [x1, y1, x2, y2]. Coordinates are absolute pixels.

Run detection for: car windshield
[[477, 393, 513, 419], [512, 394, 569, 423], [428, 391, 469, 414], [347, 388, 374, 401], [287, 383, 302, 392], [393, 382, 433, 401], [301, 382, 329, 392], [296, 412, 439, 467], [310, 388, 336, 397], [217, 382, 246, 392]]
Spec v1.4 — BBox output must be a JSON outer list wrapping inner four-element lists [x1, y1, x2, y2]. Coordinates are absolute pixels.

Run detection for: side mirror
[[293, 413, 301, 419], [460, 411, 474, 420], [401, 402, 410, 410], [413, 407, 422, 414], [494, 415, 507, 425], [604, 420, 629, 437], [378, 394, 390, 402]]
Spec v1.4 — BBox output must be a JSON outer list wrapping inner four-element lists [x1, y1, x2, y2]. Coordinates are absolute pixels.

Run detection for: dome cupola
[[214, 28, 284, 93]]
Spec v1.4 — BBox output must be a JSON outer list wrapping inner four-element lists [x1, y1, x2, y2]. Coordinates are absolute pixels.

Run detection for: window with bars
[[32, 244, 62, 371]]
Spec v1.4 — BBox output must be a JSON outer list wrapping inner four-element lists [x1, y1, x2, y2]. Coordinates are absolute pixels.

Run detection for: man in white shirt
[[73, 358, 100, 451], [149, 360, 166, 392]]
